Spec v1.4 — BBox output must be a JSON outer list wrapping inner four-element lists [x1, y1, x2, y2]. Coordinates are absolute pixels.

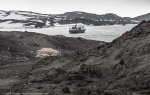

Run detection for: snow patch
[[94, 20, 99, 21], [0, 11, 7, 18], [30, 19, 43, 23], [54, 23, 84, 27], [54, 18, 63, 21], [1, 12, 31, 20], [17, 11, 39, 16], [131, 20, 140, 22], [46, 20, 50, 26], [0, 21, 23, 28], [76, 12, 82, 14]]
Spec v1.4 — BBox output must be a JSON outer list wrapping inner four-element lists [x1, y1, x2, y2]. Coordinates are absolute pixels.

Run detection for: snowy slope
[[0, 10, 54, 28], [18, 11, 49, 16], [0, 21, 23, 28], [0, 12, 31, 20], [0, 10, 7, 18]]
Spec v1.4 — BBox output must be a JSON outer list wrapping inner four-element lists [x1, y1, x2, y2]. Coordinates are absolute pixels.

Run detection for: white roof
[[37, 48, 59, 52]]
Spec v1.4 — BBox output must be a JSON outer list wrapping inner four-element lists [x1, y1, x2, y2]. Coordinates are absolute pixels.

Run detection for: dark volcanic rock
[[62, 87, 71, 93], [78, 64, 102, 77], [0, 30, 104, 94], [134, 13, 150, 21], [0, 31, 104, 56], [2, 21, 150, 95]]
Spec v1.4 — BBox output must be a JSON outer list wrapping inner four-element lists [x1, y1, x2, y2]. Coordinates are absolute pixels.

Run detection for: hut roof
[[37, 48, 59, 52]]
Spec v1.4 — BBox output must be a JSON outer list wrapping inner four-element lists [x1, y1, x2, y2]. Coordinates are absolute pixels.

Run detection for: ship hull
[[69, 29, 86, 34]]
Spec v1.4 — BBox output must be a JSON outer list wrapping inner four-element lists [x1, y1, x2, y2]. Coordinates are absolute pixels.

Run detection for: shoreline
[[0, 24, 137, 42]]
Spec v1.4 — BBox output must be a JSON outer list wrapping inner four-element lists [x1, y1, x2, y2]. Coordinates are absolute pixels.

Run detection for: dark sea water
[[0, 24, 137, 42]]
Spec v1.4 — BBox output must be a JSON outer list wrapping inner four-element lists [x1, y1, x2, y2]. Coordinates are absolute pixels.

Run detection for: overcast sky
[[0, 0, 150, 17]]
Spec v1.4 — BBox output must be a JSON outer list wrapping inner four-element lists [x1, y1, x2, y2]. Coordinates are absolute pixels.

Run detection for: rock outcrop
[[1, 20, 150, 95]]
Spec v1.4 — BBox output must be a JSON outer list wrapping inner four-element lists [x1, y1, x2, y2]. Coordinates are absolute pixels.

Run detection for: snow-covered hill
[[0, 10, 141, 28], [0, 10, 54, 28]]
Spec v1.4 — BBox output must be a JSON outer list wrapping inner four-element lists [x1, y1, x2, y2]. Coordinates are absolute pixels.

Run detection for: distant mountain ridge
[[0, 10, 148, 28], [56, 11, 139, 26], [58, 11, 128, 21], [134, 13, 150, 21]]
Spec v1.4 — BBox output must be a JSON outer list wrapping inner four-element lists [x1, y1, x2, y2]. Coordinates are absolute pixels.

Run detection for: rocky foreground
[[0, 20, 150, 95], [0, 30, 104, 93]]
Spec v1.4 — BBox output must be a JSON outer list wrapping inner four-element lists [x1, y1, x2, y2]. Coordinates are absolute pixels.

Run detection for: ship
[[69, 24, 86, 34]]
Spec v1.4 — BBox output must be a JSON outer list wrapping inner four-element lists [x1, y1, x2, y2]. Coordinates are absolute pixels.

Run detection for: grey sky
[[0, 0, 150, 17]]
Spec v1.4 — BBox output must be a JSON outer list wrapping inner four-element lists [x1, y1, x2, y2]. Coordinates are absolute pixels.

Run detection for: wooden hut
[[36, 48, 61, 58]]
